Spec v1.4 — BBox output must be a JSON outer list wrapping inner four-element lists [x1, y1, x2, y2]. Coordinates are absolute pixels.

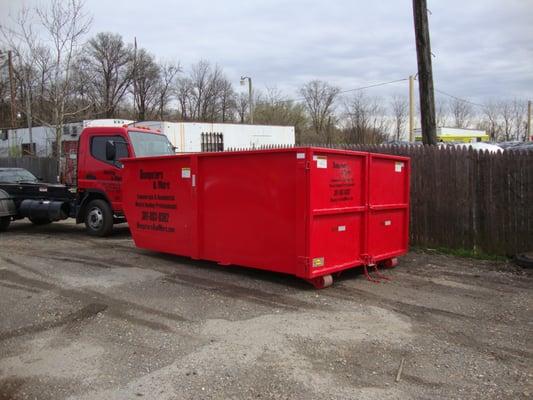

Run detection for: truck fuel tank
[[19, 199, 69, 221]]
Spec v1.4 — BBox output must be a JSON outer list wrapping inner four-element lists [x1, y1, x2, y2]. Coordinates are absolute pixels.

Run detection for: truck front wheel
[[84, 199, 113, 237], [0, 216, 10, 232]]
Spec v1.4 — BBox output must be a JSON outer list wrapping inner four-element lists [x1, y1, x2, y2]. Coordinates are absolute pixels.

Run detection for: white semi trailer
[[140, 122, 295, 152]]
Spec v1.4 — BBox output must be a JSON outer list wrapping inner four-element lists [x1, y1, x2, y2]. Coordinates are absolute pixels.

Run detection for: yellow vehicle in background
[[415, 127, 489, 143]]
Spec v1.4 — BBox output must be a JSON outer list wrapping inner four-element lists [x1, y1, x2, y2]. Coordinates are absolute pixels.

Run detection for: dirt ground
[[0, 220, 531, 400]]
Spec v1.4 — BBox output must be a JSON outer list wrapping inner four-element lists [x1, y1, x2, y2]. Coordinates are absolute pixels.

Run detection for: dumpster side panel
[[197, 150, 307, 275], [307, 150, 368, 277], [367, 154, 410, 261], [122, 156, 194, 256]]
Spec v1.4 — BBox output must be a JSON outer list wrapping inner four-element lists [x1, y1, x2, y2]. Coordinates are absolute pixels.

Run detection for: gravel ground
[[0, 220, 532, 400]]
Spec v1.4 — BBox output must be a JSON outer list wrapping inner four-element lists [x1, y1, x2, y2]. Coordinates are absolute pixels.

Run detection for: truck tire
[[84, 199, 113, 237], [0, 216, 10, 232], [29, 217, 52, 225]]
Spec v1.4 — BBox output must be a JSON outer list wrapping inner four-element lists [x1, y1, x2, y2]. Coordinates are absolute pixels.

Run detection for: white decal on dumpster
[[384, 220, 392, 226], [316, 156, 327, 169], [338, 225, 346, 232], [296, 152, 305, 159], [181, 167, 191, 178], [395, 162, 404, 172]]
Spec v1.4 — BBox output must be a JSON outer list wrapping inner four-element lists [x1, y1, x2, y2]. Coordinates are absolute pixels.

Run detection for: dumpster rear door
[[307, 149, 368, 278], [367, 153, 410, 261]]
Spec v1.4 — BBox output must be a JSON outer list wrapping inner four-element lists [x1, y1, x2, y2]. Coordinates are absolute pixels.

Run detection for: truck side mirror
[[106, 140, 116, 161]]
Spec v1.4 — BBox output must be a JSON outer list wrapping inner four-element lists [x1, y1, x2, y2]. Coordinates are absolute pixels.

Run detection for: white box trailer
[[0, 119, 134, 157], [139, 121, 295, 152]]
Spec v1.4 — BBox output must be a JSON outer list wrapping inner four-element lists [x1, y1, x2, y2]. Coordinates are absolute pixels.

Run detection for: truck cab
[[0, 124, 174, 236], [76, 125, 175, 236]]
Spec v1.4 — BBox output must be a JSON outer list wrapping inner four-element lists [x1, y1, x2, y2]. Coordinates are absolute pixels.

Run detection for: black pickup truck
[[0, 168, 75, 231]]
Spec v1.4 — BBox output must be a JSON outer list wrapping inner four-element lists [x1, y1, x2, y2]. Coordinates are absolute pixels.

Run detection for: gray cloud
[[1, 0, 531, 104]]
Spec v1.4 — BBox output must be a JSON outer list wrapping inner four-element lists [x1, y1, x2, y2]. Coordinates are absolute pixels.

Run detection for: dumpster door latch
[[192, 174, 196, 187]]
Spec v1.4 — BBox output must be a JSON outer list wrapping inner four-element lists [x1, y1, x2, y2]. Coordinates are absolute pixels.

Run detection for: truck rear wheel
[[0, 216, 10, 232], [84, 199, 113, 237]]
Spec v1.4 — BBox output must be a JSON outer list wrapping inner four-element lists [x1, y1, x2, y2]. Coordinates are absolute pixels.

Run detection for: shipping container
[[122, 147, 409, 288], [140, 121, 295, 153]]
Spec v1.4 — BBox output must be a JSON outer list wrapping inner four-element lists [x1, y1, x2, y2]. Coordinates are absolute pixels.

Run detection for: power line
[[263, 76, 489, 111], [279, 77, 409, 104], [434, 88, 486, 108], [338, 78, 408, 95]]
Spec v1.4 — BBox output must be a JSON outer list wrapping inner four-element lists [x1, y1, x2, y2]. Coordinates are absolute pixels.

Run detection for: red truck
[[0, 125, 174, 236]]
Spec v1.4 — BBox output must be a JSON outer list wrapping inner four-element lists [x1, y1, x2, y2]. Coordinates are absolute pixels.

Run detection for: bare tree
[[189, 60, 211, 120], [80, 32, 132, 118], [198, 63, 226, 121], [155, 60, 180, 120], [500, 100, 513, 141], [1, 0, 91, 160], [176, 60, 235, 122], [478, 99, 528, 141], [175, 77, 194, 120], [434, 97, 448, 128], [299, 80, 339, 144], [33, 46, 53, 120], [131, 48, 160, 120], [1, 6, 40, 150], [236, 92, 248, 124], [481, 100, 501, 140], [344, 91, 390, 144], [217, 78, 236, 122], [0, 59, 11, 125], [449, 97, 473, 128], [254, 87, 307, 143], [37, 0, 91, 164], [390, 94, 408, 140], [511, 99, 526, 141]]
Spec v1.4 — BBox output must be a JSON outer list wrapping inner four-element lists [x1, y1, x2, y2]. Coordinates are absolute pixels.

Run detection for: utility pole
[[412, 0, 437, 145], [240, 76, 253, 124], [8, 50, 16, 128], [526, 100, 533, 142], [409, 75, 415, 142]]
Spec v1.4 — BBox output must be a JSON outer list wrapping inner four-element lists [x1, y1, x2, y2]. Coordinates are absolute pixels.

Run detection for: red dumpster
[[122, 147, 409, 288]]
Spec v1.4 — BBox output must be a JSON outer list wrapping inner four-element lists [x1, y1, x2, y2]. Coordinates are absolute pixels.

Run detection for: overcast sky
[[1, 0, 532, 104]]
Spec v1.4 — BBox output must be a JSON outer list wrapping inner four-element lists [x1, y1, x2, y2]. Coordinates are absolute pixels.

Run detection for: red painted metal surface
[[121, 147, 410, 284], [61, 140, 78, 186]]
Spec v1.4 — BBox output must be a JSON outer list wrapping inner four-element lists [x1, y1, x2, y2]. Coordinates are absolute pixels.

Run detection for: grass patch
[[412, 246, 509, 262]]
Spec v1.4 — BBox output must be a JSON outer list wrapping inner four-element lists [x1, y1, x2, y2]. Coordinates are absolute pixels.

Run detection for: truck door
[[83, 135, 130, 211]]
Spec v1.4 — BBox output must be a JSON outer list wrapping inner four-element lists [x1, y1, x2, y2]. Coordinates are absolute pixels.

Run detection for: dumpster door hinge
[[361, 254, 374, 265]]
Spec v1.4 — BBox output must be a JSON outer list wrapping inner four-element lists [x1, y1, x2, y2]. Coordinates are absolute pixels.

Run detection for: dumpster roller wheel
[[381, 257, 398, 269], [308, 274, 333, 289]]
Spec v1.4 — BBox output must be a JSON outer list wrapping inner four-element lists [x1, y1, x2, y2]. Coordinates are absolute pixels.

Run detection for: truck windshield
[[128, 131, 175, 157]]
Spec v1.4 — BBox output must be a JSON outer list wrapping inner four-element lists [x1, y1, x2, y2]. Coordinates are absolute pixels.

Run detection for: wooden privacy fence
[[0, 157, 59, 183], [350, 145, 532, 255], [251, 144, 533, 255]]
